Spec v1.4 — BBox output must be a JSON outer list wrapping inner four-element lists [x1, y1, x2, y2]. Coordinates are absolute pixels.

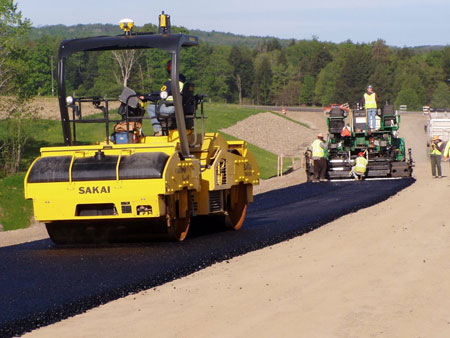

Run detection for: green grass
[[0, 173, 33, 231], [200, 104, 285, 178], [219, 132, 282, 180], [202, 103, 264, 131], [0, 103, 283, 230]]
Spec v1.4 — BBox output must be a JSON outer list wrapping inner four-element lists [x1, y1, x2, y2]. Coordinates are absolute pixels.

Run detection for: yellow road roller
[[24, 13, 260, 243]]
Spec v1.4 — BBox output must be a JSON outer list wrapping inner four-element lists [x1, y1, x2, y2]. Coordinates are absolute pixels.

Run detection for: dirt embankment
[[222, 111, 328, 194], [221, 111, 325, 156]]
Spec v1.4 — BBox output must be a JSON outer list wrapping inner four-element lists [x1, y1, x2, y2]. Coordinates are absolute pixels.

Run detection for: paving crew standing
[[311, 133, 328, 182], [430, 135, 445, 178], [362, 85, 379, 131]]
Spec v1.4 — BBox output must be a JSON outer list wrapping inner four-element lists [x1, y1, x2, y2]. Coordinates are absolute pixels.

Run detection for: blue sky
[[18, 0, 449, 47]]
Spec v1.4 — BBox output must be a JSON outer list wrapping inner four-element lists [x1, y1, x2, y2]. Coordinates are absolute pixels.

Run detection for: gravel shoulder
[[0, 223, 47, 248], [223, 110, 327, 195], [221, 111, 323, 156]]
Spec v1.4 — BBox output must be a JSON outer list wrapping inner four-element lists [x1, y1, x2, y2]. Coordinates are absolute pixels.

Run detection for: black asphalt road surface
[[0, 179, 414, 337]]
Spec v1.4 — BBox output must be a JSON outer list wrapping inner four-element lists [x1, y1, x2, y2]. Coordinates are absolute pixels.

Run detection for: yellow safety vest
[[430, 142, 442, 156], [312, 139, 325, 158], [355, 156, 368, 173], [364, 93, 377, 109], [165, 81, 185, 102], [444, 141, 450, 157]]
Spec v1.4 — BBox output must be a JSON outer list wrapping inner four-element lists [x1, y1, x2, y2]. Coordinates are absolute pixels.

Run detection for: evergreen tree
[[441, 47, 450, 82], [395, 88, 422, 111], [228, 45, 254, 104], [300, 75, 314, 105], [253, 57, 272, 105], [203, 45, 233, 102], [310, 46, 332, 79], [394, 74, 428, 111], [314, 61, 342, 106], [396, 47, 413, 60], [270, 50, 290, 105], [368, 63, 394, 106], [431, 82, 450, 108], [403, 74, 427, 106], [335, 43, 374, 104]]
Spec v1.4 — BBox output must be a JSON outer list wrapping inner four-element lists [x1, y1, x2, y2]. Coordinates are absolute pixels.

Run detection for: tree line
[[3, 10, 450, 111]]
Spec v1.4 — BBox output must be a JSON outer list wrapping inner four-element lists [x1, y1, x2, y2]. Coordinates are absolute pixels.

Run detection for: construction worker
[[362, 85, 379, 131], [139, 60, 186, 136], [351, 151, 369, 181], [311, 133, 328, 182], [443, 138, 450, 164], [430, 135, 445, 178]]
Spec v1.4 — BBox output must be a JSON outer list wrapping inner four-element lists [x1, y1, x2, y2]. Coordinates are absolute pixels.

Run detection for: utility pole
[[51, 56, 54, 96]]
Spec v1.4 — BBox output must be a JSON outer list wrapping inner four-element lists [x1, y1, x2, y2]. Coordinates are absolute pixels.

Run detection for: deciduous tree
[[431, 82, 450, 108], [0, 0, 31, 92]]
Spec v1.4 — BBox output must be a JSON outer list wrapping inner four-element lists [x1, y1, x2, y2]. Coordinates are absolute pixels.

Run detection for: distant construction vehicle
[[305, 104, 413, 180], [425, 110, 450, 153], [24, 12, 260, 244]]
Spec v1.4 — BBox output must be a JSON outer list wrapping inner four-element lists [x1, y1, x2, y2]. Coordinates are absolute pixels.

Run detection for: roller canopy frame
[[57, 33, 199, 157]]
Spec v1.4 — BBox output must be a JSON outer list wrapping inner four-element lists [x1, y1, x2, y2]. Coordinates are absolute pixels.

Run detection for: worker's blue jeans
[[147, 104, 175, 133], [367, 109, 377, 130]]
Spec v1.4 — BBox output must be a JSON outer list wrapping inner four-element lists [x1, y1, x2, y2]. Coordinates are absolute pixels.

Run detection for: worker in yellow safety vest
[[362, 85, 379, 131], [443, 137, 450, 161], [311, 133, 328, 182], [430, 135, 445, 178], [351, 151, 369, 181], [139, 60, 186, 136]]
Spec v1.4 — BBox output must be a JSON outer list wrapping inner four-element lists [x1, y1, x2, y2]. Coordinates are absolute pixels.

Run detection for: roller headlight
[[66, 96, 74, 105], [160, 91, 168, 100]]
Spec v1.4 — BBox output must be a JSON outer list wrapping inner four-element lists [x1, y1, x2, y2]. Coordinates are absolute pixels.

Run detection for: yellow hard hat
[[432, 135, 440, 141]]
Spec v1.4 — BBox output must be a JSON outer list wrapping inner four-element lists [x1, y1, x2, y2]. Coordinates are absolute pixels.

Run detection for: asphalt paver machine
[[305, 104, 413, 181]]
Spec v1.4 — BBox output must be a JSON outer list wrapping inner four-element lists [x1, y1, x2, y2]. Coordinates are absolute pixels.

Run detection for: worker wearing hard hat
[[350, 151, 369, 181], [362, 85, 379, 131], [430, 135, 445, 178], [311, 133, 328, 182]]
